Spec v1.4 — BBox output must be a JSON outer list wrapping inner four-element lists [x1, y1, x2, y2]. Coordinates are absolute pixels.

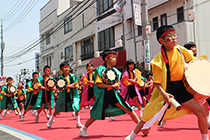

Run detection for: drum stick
[[169, 98, 182, 111]]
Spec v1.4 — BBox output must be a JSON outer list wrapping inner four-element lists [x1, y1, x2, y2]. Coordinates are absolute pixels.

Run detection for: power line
[[4, 0, 39, 32], [4, 57, 35, 67], [1, 0, 24, 21]]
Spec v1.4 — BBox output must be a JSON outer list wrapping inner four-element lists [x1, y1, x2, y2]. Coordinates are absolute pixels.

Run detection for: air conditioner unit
[[95, 51, 100, 58], [189, 10, 195, 21], [146, 25, 151, 35], [77, 60, 81, 66], [116, 39, 123, 47]]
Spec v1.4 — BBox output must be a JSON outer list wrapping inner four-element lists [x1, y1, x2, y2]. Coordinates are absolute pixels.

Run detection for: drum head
[[185, 58, 210, 96], [9, 86, 16, 93], [46, 79, 55, 88], [103, 67, 118, 84], [19, 94, 25, 101], [33, 83, 38, 90], [56, 78, 67, 90]]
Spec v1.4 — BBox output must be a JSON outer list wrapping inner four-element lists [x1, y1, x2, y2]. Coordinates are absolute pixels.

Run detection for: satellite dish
[[114, 2, 126, 13]]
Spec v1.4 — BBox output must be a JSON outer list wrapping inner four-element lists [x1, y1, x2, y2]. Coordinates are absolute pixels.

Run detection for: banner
[[134, 3, 141, 26], [144, 40, 150, 71]]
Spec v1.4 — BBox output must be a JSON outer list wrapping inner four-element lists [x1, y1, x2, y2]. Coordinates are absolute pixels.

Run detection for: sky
[[0, 0, 49, 83]]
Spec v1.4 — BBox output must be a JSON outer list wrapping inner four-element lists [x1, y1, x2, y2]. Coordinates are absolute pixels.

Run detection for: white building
[[39, 0, 210, 77]]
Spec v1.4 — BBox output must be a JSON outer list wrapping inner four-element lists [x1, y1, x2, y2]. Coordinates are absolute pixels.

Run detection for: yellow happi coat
[[141, 45, 196, 124]]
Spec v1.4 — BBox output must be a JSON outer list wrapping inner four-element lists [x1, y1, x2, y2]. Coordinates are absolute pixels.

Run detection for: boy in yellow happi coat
[[125, 25, 208, 140]]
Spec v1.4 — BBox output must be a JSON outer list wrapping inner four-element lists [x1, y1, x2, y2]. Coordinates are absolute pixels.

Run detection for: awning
[[89, 51, 126, 70]]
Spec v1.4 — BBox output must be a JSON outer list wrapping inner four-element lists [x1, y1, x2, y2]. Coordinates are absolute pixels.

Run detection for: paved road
[[0, 130, 21, 140]]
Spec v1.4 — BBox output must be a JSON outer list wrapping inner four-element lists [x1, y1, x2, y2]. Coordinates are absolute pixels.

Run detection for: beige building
[[39, 0, 210, 77]]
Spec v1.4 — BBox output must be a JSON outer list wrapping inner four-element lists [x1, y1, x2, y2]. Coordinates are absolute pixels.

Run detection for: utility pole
[[121, 0, 126, 51], [1, 19, 4, 76], [141, 0, 150, 73], [131, 0, 137, 63], [122, 10, 125, 51]]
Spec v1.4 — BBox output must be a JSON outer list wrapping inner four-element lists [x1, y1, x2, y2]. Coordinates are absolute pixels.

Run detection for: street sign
[[134, 3, 141, 26], [144, 40, 150, 71]]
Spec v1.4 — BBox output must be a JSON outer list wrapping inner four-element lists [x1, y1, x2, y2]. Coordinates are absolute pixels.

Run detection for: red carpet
[[0, 109, 209, 140]]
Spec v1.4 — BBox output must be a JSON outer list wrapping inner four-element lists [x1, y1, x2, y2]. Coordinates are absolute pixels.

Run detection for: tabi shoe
[[3, 110, 7, 117], [160, 120, 166, 128], [79, 128, 88, 137], [124, 135, 134, 140], [72, 112, 75, 117], [35, 115, 39, 122], [20, 115, 24, 121], [142, 127, 151, 136], [76, 122, 83, 128], [81, 107, 85, 113], [14, 110, 18, 115], [111, 117, 115, 121], [47, 119, 53, 128]]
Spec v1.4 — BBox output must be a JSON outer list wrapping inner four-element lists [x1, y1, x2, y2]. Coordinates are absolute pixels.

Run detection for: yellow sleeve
[[134, 69, 142, 87], [122, 77, 131, 86], [28, 86, 33, 92], [179, 45, 196, 62], [83, 77, 88, 86], [1, 90, 6, 95], [152, 65, 162, 84], [37, 81, 42, 87], [95, 73, 103, 85]]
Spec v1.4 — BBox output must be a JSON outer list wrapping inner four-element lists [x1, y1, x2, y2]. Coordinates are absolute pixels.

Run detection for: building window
[[64, 45, 73, 61], [161, 13, 167, 26], [153, 16, 158, 31], [81, 38, 94, 60], [46, 56, 51, 67], [177, 6, 184, 22], [82, 13, 84, 28], [46, 33, 50, 45], [98, 27, 115, 51], [64, 16, 72, 34], [138, 26, 142, 36], [97, 0, 113, 15]]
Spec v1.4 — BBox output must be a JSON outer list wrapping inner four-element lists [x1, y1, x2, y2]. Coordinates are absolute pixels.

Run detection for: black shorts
[[104, 90, 118, 108], [41, 90, 52, 104], [30, 94, 38, 105], [139, 89, 145, 97], [170, 80, 194, 104], [127, 85, 138, 99], [6, 96, 13, 105], [17, 100, 25, 104], [88, 87, 94, 101]]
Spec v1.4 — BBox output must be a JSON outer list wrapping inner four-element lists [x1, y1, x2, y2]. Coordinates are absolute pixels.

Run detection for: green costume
[[55, 74, 80, 113], [25, 81, 40, 110], [37, 76, 54, 109], [90, 65, 132, 120], [0, 85, 18, 110]]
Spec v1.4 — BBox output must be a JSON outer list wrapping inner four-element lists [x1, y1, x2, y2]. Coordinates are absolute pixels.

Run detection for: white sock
[[139, 110, 143, 117], [206, 116, 209, 123], [201, 134, 209, 140], [82, 125, 87, 130], [22, 109, 24, 114], [75, 115, 80, 123], [47, 114, 50, 118], [130, 131, 137, 139], [49, 115, 54, 122]]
